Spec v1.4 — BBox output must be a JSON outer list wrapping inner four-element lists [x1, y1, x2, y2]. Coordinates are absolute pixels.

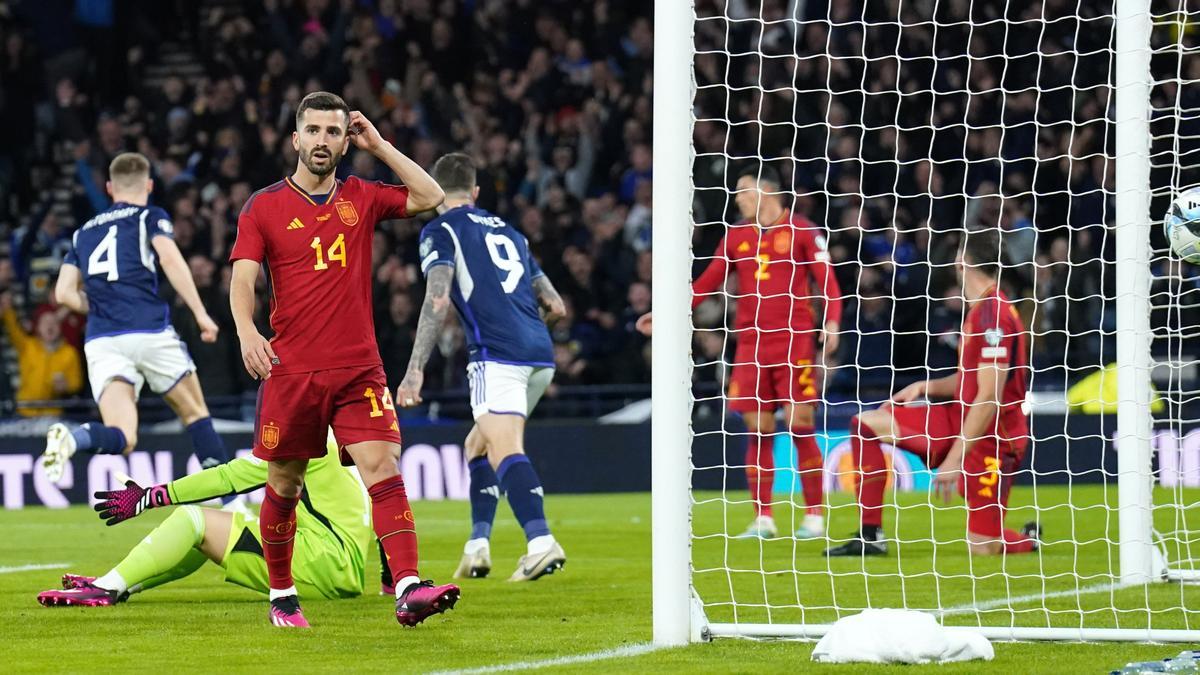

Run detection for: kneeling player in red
[[231, 91, 455, 627], [825, 229, 1039, 557]]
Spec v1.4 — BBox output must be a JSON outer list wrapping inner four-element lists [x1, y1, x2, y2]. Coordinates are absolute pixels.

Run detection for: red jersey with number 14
[[230, 175, 409, 374]]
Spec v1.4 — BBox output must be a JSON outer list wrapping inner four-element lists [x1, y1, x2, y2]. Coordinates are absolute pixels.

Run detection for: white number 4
[[87, 225, 120, 281], [485, 233, 524, 293]]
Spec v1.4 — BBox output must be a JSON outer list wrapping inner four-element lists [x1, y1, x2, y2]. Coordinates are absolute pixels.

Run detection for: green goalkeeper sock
[[95, 506, 206, 595]]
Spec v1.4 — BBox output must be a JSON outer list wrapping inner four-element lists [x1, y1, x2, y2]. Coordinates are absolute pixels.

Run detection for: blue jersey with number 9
[[65, 202, 174, 341], [419, 205, 554, 366]]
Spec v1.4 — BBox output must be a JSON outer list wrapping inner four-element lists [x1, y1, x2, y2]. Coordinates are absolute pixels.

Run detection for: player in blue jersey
[[40, 153, 234, 493], [398, 152, 568, 581]]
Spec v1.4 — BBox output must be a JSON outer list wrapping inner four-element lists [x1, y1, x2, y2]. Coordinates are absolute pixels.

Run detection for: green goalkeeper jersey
[[164, 440, 374, 583]]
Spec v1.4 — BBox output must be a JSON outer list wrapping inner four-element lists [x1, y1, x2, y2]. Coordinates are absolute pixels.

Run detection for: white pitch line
[[0, 563, 70, 575], [430, 643, 662, 675], [936, 581, 1123, 616]]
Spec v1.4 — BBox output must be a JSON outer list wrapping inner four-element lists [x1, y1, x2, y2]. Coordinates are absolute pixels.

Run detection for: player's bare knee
[[967, 535, 1003, 556], [164, 375, 210, 425], [487, 446, 525, 469], [347, 443, 401, 486], [788, 404, 815, 429], [267, 462, 306, 498], [742, 410, 775, 434], [857, 409, 889, 436], [464, 427, 488, 460]]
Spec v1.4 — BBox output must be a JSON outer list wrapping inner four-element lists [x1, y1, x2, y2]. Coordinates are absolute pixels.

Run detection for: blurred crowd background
[[0, 0, 1196, 421], [0, 0, 655, 420]]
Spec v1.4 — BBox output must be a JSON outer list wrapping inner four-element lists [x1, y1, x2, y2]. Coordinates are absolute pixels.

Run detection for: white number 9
[[484, 233, 524, 294]]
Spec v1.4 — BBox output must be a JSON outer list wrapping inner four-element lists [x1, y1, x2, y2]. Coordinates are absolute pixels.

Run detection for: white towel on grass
[[811, 609, 994, 664]]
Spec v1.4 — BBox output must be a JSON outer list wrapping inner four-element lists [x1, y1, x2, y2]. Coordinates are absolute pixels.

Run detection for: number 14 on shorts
[[364, 387, 394, 418]]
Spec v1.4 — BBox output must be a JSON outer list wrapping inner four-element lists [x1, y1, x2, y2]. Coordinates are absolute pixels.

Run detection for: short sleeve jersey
[[958, 288, 1029, 449], [229, 175, 410, 374], [65, 202, 175, 341], [418, 205, 554, 365], [691, 211, 844, 362]]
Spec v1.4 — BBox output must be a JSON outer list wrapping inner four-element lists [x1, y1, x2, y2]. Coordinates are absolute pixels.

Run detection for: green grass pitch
[[4, 487, 1197, 673]]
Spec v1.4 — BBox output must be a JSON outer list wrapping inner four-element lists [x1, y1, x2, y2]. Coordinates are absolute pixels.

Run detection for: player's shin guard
[[791, 427, 824, 513], [468, 456, 500, 541], [98, 505, 206, 595], [186, 417, 228, 469], [851, 416, 886, 529], [260, 485, 300, 592], [745, 433, 774, 518], [497, 454, 551, 543], [369, 474, 419, 587], [71, 422, 127, 454]]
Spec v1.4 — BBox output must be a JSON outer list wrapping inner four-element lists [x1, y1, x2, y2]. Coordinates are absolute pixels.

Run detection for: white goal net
[[652, 0, 1200, 643]]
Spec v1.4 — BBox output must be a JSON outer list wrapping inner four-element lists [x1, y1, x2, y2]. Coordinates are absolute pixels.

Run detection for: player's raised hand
[[397, 370, 424, 408], [348, 110, 383, 151], [94, 480, 172, 526], [891, 380, 928, 404], [238, 329, 278, 380], [196, 311, 220, 343]]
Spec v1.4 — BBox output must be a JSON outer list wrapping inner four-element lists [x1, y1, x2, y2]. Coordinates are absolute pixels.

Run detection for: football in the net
[[1164, 187, 1200, 264]]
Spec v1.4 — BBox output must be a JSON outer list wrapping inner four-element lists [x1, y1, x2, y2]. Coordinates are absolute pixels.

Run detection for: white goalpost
[[653, 0, 1200, 644]]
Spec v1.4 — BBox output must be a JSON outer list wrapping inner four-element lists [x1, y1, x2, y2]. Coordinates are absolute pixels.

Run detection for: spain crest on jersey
[[261, 422, 280, 449], [335, 200, 359, 226], [774, 231, 791, 253]]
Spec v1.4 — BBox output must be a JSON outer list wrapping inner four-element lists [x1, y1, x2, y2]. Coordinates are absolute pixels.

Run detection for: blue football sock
[[468, 457, 500, 541], [186, 417, 228, 469], [71, 422, 127, 455], [496, 454, 550, 541], [186, 417, 235, 504]]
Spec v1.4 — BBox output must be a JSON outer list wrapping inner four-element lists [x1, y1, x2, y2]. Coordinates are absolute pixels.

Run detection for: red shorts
[[728, 335, 819, 412], [252, 363, 401, 462], [885, 402, 1026, 538]]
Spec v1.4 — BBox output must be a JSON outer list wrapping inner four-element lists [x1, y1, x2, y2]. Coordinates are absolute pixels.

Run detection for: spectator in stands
[[0, 291, 83, 417]]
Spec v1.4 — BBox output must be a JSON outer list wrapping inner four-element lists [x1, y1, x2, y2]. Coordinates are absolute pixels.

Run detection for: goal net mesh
[[688, 0, 1200, 637]]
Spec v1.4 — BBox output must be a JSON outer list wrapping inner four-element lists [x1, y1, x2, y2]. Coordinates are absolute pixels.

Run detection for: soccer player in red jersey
[[230, 91, 457, 627], [692, 167, 843, 540], [825, 229, 1039, 557]]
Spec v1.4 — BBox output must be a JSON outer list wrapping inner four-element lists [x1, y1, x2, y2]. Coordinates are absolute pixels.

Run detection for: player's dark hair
[[431, 152, 477, 195], [739, 166, 783, 192], [961, 227, 1002, 279], [109, 152, 150, 189], [295, 91, 350, 129]]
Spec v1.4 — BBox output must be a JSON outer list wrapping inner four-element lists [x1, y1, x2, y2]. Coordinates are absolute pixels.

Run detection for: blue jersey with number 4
[[65, 202, 175, 341], [419, 205, 554, 366]]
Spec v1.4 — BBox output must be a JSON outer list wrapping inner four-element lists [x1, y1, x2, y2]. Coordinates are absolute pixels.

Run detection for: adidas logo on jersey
[[286, 218, 305, 230]]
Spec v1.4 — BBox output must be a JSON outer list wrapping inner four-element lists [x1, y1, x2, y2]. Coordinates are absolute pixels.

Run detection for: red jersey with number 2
[[958, 287, 1029, 452], [692, 211, 843, 363], [230, 175, 409, 374]]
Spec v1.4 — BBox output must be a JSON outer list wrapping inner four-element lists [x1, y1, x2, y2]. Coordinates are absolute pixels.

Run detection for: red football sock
[[260, 484, 300, 591], [369, 474, 419, 583], [745, 433, 774, 518], [791, 426, 824, 514], [1002, 528, 1036, 554], [851, 416, 886, 528]]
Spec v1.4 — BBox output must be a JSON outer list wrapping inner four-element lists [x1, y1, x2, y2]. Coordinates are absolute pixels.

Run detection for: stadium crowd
[[0, 0, 655, 418], [0, 0, 1191, 418]]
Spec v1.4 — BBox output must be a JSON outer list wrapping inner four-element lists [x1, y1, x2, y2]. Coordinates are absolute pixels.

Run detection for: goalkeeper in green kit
[[37, 435, 375, 606]]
